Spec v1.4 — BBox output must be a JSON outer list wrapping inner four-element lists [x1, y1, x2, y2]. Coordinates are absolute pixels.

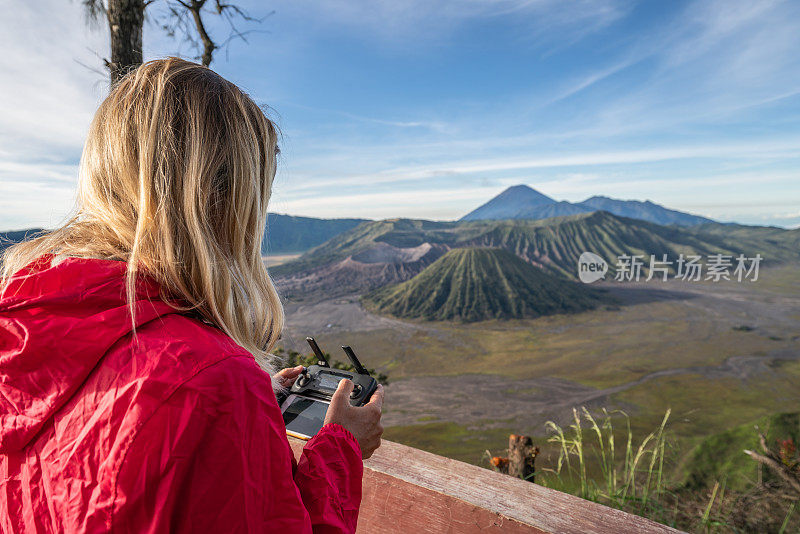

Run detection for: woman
[[0, 58, 383, 533]]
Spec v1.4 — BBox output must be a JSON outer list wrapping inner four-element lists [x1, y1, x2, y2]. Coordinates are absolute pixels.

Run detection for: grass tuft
[[541, 407, 673, 521]]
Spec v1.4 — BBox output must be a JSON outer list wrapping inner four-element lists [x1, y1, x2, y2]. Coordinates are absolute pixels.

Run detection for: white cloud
[[272, 0, 630, 48], [0, 1, 108, 229], [277, 138, 800, 194], [278, 101, 451, 133], [543, 59, 638, 106], [0, 179, 77, 230], [0, 3, 107, 156], [271, 184, 505, 221], [1, 0, 799, 229]]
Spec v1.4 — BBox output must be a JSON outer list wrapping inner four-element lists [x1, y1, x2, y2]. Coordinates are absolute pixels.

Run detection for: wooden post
[[509, 434, 539, 482]]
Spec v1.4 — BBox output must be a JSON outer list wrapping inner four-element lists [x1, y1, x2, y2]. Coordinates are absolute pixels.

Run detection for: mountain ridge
[[0, 228, 46, 254], [273, 210, 800, 300], [460, 184, 714, 226], [0, 215, 369, 257], [263, 213, 368, 254]]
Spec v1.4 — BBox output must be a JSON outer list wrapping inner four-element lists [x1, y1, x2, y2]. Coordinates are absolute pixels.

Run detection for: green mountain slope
[[460, 211, 748, 277], [684, 222, 800, 263], [681, 412, 799, 492], [361, 248, 605, 322]]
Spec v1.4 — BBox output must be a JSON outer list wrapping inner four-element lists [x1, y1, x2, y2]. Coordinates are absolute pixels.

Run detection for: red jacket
[[0, 256, 362, 533]]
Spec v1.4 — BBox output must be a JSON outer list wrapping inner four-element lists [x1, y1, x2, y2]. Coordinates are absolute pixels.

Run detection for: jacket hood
[[0, 256, 179, 452]]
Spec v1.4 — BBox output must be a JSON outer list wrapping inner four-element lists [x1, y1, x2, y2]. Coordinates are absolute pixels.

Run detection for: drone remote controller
[[280, 337, 379, 440]]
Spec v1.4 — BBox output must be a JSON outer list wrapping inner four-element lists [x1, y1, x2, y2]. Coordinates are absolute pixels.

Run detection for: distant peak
[[505, 184, 536, 192], [502, 184, 550, 196], [493, 184, 555, 205], [459, 184, 556, 221]]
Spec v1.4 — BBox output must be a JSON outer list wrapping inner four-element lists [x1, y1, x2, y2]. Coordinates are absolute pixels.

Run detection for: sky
[[1, 0, 799, 230]]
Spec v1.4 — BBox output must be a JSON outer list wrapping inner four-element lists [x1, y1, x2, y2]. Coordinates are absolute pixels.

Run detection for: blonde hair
[[1, 58, 284, 373]]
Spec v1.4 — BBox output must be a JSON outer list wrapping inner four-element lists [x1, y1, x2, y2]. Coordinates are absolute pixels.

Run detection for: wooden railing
[[287, 437, 683, 534]]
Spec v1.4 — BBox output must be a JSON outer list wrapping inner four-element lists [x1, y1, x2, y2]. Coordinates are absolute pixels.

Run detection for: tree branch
[[743, 433, 800, 496], [184, 0, 215, 66]]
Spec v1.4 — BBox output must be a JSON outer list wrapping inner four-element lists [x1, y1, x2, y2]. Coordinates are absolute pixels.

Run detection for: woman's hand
[[324, 380, 384, 459], [275, 366, 305, 388]]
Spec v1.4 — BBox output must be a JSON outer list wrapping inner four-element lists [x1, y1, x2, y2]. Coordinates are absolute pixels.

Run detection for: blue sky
[[1, 0, 799, 229]]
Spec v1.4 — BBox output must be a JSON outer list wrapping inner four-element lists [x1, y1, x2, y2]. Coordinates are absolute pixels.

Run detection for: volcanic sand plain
[[278, 265, 800, 465]]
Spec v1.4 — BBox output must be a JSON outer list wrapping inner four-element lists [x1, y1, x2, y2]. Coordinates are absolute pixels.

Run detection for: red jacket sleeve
[[111, 355, 363, 533]]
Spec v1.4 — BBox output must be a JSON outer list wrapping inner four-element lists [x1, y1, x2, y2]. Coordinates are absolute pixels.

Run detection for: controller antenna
[[306, 337, 329, 367], [341, 346, 369, 375]]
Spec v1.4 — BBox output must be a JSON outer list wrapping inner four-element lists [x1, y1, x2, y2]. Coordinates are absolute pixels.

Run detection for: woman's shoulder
[[134, 310, 252, 363], [104, 312, 277, 416]]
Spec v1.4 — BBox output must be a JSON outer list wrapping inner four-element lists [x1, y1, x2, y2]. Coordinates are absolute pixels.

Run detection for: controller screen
[[282, 397, 328, 437], [318, 372, 347, 392]]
